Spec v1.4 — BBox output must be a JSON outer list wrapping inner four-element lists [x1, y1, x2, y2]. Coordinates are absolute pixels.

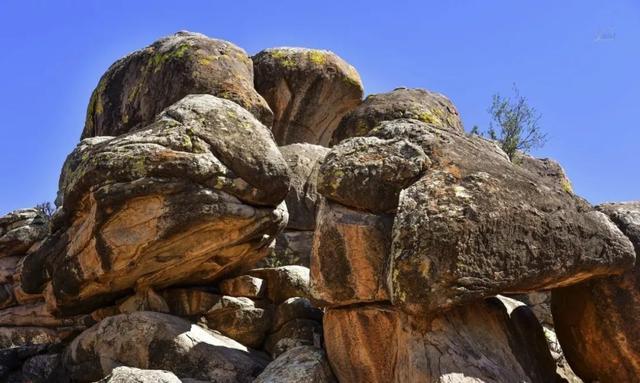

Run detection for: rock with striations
[[20, 94, 289, 315], [310, 199, 392, 306], [369, 119, 636, 315], [330, 87, 463, 145], [254, 346, 336, 383], [551, 201, 640, 383], [324, 296, 560, 383], [253, 47, 363, 146], [0, 209, 48, 258], [62, 311, 269, 382], [82, 31, 272, 139]]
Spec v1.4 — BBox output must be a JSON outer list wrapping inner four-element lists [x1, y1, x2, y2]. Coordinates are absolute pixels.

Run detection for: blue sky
[[0, 0, 638, 215]]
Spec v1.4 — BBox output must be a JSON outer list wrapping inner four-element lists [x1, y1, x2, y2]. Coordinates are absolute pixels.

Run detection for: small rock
[[219, 276, 265, 299], [248, 266, 310, 304], [254, 346, 336, 383]]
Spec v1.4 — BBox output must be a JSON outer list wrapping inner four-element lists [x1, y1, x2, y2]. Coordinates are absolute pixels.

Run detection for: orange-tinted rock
[[324, 297, 559, 383], [253, 48, 363, 146], [219, 276, 265, 299], [551, 201, 640, 383], [310, 199, 391, 306]]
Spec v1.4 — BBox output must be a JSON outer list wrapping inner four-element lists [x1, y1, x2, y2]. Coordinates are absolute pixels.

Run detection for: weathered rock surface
[[62, 311, 268, 382], [279, 143, 329, 230], [160, 288, 221, 317], [373, 119, 636, 314], [95, 366, 182, 383], [325, 296, 559, 383], [253, 48, 363, 145], [272, 297, 322, 332], [21, 94, 289, 315], [254, 346, 336, 383], [248, 266, 310, 304], [83, 31, 272, 138], [265, 318, 321, 358], [317, 136, 428, 213], [204, 296, 273, 348], [0, 209, 48, 258], [0, 326, 67, 349], [310, 199, 392, 306], [269, 231, 314, 267], [219, 275, 265, 298], [330, 87, 463, 145], [552, 201, 640, 383]]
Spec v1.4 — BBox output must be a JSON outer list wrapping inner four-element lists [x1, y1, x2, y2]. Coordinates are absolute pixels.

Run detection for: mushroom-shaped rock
[[62, 311, 269, 382], [330, 87, 462, 145], [551, 201, 640, 383], [253, 47, 363, 146], [21, 95, 290, 315], [324, 297, 559, 383], [376, 119, 635, 315], [83, 31, 272, 138], [254, 346, 336, 383], [0, 209, 48, 258]]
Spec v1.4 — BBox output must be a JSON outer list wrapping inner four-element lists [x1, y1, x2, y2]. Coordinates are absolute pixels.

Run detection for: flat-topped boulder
[[253, 47, 363, 145], [20, 95, 289, 315], [83, 31, 273, 139]]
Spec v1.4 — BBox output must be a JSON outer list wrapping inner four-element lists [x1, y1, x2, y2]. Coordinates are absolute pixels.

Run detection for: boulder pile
[[0, 30, 637, 382]]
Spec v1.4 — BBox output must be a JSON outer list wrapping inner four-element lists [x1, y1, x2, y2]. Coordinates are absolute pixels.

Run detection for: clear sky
[[0, 1, 638, 215]]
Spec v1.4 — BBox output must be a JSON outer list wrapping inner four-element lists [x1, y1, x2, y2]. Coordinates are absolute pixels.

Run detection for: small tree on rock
[[482, 85, 547, 160]]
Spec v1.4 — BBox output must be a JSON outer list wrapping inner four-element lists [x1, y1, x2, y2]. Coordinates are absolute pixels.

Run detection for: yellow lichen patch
[[271, 50, 296, 69], [308, 50, 327, 65], [416, 110, 442, 126], [561, 178, 573, 194]]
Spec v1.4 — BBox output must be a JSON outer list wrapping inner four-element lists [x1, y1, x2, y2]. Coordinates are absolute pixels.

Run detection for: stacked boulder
[[0, 30, 638, 383]]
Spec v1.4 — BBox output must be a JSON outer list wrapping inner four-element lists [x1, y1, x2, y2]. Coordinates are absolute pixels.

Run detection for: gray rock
[[330, 87, 463, 145], [264, 318, 322, 358], [268, 231, 314, 267], [253, 48, 363, 146], [272, 297, 323, 332], [279, 143, 329, 230], [83, 31, 272, 139], [63, 311, 269, 382], [0, 209, 48, 258], [317, 136, 428, 213], [94, 366, 181, 383], [254, 346, 336, 383]]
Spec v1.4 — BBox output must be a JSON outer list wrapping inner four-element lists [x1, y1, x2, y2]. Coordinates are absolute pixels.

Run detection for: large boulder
[[371, 119, 636, 315], [330, 87, 463, 145], [0, 209, 48, 258], [62, 311, 269, 382], [254, 346, 336, 383], [20, 95, 289, 315], [551, 201, 640, 382], [82, 31, 272, 139], [324, 297, 559, 383], [253, 48, 363, 146]]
